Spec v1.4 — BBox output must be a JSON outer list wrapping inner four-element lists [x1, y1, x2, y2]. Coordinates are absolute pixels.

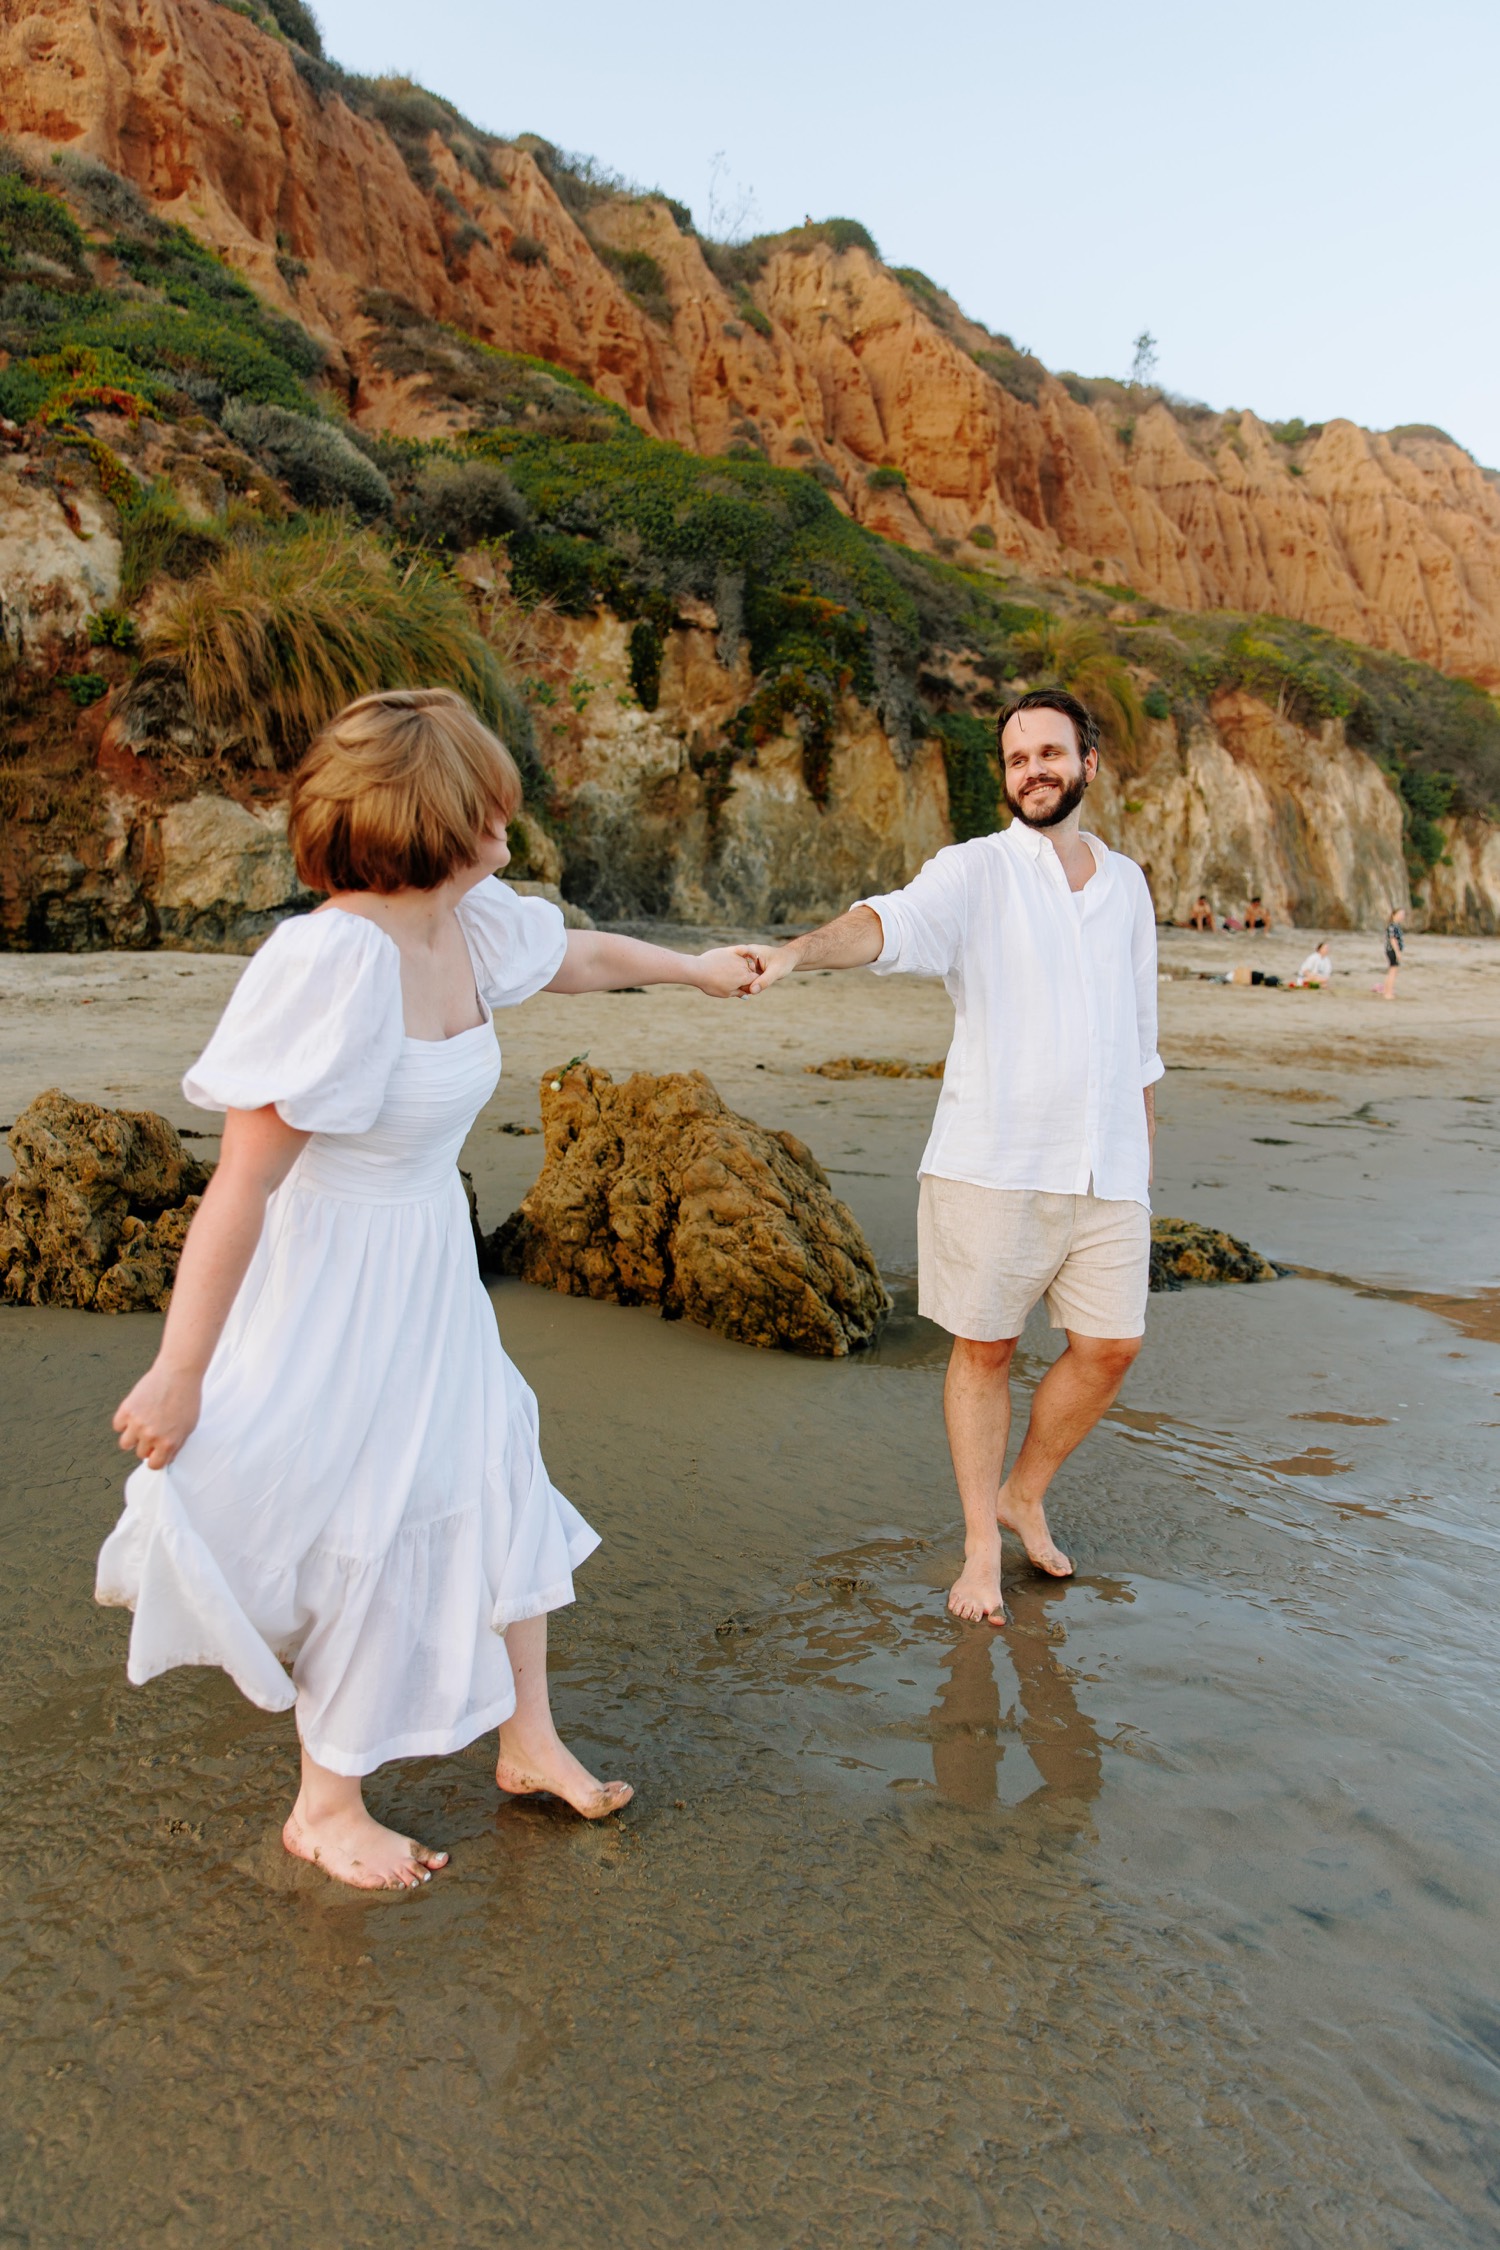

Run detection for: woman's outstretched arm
[[113, 1104, 308, 1470], [546, 931, 765, 999]]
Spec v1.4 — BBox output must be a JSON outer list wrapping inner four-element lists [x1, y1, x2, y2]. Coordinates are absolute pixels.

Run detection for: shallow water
[[4, 1081, 1500, 2245]]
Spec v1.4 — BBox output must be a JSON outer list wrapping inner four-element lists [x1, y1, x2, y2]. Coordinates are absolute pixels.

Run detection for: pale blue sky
[[314, 0, 1500, 465]]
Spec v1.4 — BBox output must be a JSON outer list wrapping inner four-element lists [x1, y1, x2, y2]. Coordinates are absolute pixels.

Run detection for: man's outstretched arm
[[746, 905, 884, 994]]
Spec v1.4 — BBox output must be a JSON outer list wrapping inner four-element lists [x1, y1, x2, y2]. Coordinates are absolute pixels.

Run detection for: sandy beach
[[3, 920, 1499, 2245]]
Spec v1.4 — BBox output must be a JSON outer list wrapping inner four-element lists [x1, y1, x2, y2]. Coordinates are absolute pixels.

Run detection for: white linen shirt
[[860, 824, 1164, 1206]]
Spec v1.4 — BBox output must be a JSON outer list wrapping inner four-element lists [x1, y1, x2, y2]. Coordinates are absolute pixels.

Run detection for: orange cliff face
[[8, 0, 1500, 685]]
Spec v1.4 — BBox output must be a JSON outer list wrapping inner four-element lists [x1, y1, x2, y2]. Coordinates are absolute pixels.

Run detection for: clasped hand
[[694, 944, 770, 998]]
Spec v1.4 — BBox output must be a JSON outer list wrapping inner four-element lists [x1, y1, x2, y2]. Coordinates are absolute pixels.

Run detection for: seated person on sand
[[1243, 895, 1271, 931], [747, 687, 1160, 1629], [1186, 895, 1215, 931], [1291, 941, 1332, 987]]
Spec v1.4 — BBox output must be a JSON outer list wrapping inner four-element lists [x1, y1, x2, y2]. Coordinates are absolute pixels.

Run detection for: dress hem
[[298, 1690, 520, 1780], [97, 1589, 300, 1717]]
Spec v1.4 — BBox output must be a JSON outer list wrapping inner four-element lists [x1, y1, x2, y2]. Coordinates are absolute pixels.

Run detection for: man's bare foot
[[948, 1534, 1007, 1624], [282, 1799, 448, 1891], [996, 1483, 1074, 1577], [496, 1732, 633, 1820]]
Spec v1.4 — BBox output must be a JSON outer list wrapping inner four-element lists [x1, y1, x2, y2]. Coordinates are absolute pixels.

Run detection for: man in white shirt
[[748, 690, 1162, 1625]]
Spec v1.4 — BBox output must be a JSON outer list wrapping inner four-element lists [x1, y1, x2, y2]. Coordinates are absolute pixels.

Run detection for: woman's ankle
[[294, 1754, 365, 1827]]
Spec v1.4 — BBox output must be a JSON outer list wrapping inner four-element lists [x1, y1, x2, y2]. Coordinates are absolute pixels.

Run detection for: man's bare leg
[[997, 1331, 1142, 1574], [944, 1335, 1017, 1623], [496, 1612, 633, 1819]]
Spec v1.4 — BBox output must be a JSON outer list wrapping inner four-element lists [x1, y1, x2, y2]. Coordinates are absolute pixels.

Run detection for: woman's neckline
[[314, 901, 492, 1045]]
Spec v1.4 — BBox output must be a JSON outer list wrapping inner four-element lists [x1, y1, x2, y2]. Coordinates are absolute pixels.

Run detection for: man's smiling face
[[1000, 707, 1098, 828]]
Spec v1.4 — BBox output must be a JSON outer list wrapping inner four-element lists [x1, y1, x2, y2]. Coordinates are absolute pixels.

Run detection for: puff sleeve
[[182, 910, 405, 1132], [457, 878, 568, 1010]]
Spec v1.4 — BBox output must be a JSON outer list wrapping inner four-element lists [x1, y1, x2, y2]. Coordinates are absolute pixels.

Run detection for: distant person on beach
[[1187, 896, 1215, 931], [1292, 941, 1332, 986], [747, 689, 1161, 1626], [1244, 896, 1270, 931], [1374, 906, 1406, 998], [101, 689, 763, 1891]]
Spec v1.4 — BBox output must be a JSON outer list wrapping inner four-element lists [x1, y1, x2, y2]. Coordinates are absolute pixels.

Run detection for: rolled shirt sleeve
[[859, 845, 970, 981]]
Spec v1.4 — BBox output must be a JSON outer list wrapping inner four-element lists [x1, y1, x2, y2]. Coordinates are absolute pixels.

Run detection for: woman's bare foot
[[948, 1531, 1007, 1624], [996, 1482, 1074, 1577], [496, 1730, 633, 1820], [282, 1797, 448, 1891]]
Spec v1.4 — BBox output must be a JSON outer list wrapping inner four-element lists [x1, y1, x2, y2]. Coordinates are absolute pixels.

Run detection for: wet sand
[[3, 924, 1499, 2245]]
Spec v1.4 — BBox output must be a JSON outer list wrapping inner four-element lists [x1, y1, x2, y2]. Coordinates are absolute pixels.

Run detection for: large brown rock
[[0, 1089, 209, 1310], [488, 1063, 890, 1356]]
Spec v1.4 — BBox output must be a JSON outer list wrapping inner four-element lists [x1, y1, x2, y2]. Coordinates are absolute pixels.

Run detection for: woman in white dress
[[102, 689, 763, 1890]]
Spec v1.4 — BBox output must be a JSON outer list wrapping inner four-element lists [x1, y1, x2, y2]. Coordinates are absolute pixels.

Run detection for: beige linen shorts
[[917, 1175, 1151, 1341]]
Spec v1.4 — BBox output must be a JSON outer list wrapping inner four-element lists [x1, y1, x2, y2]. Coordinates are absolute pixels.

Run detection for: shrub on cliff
[[326, 75, 500, 195], [222, 398, 393, 517], [361, 293, 625, 438], [975, 346, 1047, 408], [0, 166, 88, 278], [261, 0, 324, 52], [134, 521, 512, 769], [402, 455, 529, 550], [47, 152, 157, 236], [628, 621, 663, 711], [934, 712, 1001, 841], [596, 244, 672, 327]]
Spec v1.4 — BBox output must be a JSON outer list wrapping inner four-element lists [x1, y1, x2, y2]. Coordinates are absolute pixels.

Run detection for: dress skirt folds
[[95, 881, 598, 1778]]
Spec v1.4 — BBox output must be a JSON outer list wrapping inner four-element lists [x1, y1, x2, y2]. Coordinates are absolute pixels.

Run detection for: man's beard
[[1005, 767, 1089, 829]]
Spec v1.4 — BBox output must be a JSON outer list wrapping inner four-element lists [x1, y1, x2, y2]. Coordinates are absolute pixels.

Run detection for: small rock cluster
[[487, 1062, 890, 1356], [1149, 1216, 1280, 1291], [0, 1089, 210, 1312]]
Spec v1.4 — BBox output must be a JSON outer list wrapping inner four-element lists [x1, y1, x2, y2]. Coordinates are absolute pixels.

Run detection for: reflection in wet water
[[930, 1592, 1103, 1814], [704, 1532, 1114, 1822]]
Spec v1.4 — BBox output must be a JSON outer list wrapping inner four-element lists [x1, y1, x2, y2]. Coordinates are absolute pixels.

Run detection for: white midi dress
[[95, 881, 599, 1778]]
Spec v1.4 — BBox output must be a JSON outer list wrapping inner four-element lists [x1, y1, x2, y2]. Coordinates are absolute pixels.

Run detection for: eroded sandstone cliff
[[2, 0, 1497, 944], [6, 0, 1500, 683]]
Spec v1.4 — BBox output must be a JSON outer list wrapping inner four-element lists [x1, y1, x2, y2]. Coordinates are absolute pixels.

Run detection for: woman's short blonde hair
[[289, 688, 524, 894]]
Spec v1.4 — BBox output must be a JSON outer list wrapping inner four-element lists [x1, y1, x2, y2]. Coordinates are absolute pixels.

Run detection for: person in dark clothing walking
[[1374, 906, 1406, 999]]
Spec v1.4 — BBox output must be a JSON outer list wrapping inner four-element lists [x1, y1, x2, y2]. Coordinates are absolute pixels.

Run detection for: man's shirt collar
[[1001, 823, 1108, 872]]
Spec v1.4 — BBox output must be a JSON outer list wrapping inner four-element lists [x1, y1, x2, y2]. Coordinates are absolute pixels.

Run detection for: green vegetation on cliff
[[2, 140, 1493, 900], [1122, 610, 1498, 880]]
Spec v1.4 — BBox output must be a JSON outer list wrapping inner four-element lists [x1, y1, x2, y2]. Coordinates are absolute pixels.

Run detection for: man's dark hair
[[996, 688, 1100, 760]]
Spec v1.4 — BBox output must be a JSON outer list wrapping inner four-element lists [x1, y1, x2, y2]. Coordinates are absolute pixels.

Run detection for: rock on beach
[[487, 1062, 891, 1356], [0, 1089, 209, 1311], [1149, 1216, 1280, 1291]]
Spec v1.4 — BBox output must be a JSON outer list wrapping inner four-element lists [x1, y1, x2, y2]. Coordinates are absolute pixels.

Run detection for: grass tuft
[[119, 481, 226, 604], [138, 520, 510, 768]]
